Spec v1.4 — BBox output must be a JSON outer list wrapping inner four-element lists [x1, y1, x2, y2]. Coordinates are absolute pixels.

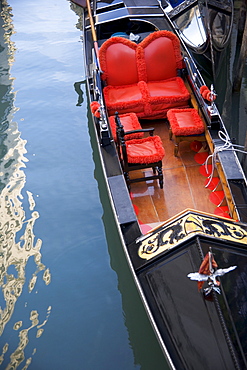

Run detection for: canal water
[[0, 0, 168, 369], [0, 1, 246, 369]]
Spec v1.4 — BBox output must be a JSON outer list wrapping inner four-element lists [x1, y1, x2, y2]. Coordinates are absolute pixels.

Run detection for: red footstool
[[167, 108, 205, 156]]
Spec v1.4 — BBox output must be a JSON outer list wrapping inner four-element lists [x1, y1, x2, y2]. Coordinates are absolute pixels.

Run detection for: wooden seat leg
[[174, 140, 179, 157], [169, 127, 172, 140], [157, 164, 163, 189]]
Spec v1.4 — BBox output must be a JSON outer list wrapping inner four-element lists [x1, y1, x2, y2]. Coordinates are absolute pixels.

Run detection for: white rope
[[204, 130, 246, 188]]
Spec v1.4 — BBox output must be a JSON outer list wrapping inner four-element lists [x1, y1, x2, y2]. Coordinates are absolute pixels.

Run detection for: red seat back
[[140, 31, 182, 81], [99, 31, 183, 85], [99, 37, 138, 86]]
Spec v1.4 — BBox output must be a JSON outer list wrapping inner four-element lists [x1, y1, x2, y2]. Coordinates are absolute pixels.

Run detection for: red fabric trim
[[90, 101, 101, 118], [138, 80, 150, 100], [200, 85, 216, 101], [199, 85, 208, 94], [126, 136, 165, 163], [109, 113, 143, 141], [167, 108, 205, 136], [136, 45, 147, 82]]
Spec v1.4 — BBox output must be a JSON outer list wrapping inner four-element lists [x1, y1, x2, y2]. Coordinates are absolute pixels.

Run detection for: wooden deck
[[130, 119, 217, 230]]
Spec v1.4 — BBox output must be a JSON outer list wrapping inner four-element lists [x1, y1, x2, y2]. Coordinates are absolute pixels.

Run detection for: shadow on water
[[0, 2, 51, 368], [85, 96, 170, 369]]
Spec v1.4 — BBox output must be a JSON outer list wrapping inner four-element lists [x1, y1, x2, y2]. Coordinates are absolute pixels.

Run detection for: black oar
[[204, 0, 215, 83]]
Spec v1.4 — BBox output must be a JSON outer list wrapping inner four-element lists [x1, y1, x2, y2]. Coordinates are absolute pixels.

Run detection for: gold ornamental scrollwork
[[138, 212, 247, 260]]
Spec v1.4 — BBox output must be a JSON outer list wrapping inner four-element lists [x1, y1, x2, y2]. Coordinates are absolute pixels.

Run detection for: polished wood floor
[[129, 120, 217, 229]]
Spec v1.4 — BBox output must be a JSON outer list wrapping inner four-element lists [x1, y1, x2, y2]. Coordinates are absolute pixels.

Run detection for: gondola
[[162, 0, 233, 53], [161, 0, 234, 80], [71, 0, 247, 368]]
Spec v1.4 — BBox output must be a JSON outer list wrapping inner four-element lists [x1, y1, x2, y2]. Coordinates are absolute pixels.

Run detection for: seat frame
[[167, 108, 206, 156], [115, 113, 164, 190], [169, 129, 206, 157]]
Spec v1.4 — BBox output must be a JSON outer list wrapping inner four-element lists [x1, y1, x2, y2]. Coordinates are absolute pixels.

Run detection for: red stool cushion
[[167, 108, 205, 136], [126, 136, 165, 164], [109, 113, 143, 141]]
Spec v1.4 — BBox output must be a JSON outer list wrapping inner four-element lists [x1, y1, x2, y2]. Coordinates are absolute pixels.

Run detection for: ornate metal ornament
[[187, 249, 237, 296]]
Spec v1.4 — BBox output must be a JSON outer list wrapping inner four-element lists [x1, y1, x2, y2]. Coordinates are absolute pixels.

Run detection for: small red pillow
[[126, 136, 165, 163], [167, 108, 205, 136]]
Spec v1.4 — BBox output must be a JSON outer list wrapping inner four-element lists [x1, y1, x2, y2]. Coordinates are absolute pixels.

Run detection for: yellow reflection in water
[[0, 1, 51, 368]]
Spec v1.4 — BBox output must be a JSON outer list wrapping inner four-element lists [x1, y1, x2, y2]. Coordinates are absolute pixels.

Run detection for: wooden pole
[[242, 131, 247, 174], [233, 1, 247, 92], [71, 0, 99, 60]]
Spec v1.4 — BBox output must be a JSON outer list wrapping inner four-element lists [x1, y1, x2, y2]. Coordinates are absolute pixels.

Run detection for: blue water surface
[[0, 0, 138, 369], [0, 0, 170, 369]]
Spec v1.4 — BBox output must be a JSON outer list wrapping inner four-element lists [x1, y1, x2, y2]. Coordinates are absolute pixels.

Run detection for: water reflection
[[0, 1, 51, 368]]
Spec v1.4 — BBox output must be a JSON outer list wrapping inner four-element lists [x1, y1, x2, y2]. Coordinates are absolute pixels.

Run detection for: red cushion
[[147, 77, 190, 99], [126, 136, 165, 163], [99, 37, 138, 86], [141, 32, 182, 81], [167, 108, 205, 136], [109, 113, 143, 141], [105, 79, 190, 118], [103, 83, 144, 115]]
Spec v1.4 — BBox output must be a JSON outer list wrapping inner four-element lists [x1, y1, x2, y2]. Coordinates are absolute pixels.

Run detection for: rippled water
[[0, 0, 169, 369], [0, 1, 246, 369]]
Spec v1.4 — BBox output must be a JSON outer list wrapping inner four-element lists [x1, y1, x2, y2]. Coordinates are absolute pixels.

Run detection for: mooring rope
[[204, 130, 247, 188]]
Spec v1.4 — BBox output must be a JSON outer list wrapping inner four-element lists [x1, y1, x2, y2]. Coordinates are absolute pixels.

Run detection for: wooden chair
[[109, 113, 143, 142], [115, 113, 165, 190]]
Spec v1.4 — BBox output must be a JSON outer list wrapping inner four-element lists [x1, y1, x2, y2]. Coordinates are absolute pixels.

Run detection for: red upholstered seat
[[126, 136, 165, 163], [103, 82, 145, 115], [109, 113, 143, 141], [115, 112, 165, 189], [99, 31, 190, 119], [167, 108, 205, 136], [167, 108, 205, 156]]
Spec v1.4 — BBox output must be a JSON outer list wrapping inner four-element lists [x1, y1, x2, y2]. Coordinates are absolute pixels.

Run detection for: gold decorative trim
[[138, 211, 247, 260]]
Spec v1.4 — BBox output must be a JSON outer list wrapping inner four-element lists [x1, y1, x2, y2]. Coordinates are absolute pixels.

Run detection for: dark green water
[[0, 1, 246, 369]]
